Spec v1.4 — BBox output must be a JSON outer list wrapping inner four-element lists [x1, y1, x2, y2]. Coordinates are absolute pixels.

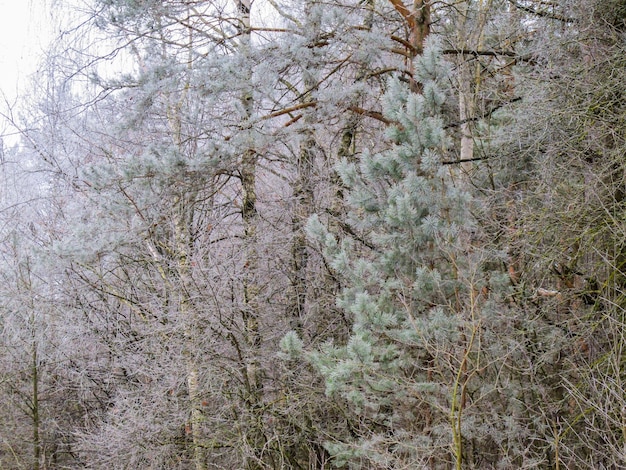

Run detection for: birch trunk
[[455, 0, 490, 173], [167, 14, 207, 467], [458, 62, 475, 173], [176, 196, 207, 470], [236, 1, 265, 467]]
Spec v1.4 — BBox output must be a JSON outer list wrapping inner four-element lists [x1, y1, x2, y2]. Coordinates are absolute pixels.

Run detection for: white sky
[[0, 0, 275, 143], [0, 0, 57, 145], [0, 0, 275, 102], [0, 1, 54, 103]]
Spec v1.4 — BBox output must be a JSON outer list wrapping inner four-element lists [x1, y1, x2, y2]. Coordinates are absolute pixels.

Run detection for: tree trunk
[[388, 0, 430, 92], [236, 1, 265, 467], [288, 0, 324, 337], [32, 336, 40, 470], [176, 196, 207, 470]]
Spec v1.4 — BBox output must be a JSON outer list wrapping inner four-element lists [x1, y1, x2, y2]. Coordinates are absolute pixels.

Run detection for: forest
[[0, 0, 625, 468]]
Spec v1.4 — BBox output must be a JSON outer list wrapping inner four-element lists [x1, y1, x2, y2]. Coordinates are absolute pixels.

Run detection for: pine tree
[[304, 30, 561, 466], [306, 37, 474, 467]]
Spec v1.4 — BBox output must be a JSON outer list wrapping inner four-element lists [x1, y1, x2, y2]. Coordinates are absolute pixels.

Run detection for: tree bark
[[388, 0, 430, 92], [236, 1, 265, 467]]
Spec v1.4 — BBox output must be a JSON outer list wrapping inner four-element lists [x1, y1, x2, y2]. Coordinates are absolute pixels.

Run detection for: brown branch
[[260, 101, 317, 120], [536, 288, 561, 297], [347, 106, 392, 125], [388, 0, 416, 30], [391, 34, 417, 53], [284, 114, 303, 127], [389, 47, 414, 58], [269, 104, 391, 128]]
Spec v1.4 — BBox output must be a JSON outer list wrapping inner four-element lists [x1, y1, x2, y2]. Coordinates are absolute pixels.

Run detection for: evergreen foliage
[[308, 38, 487, 467], [1, 0, 625, 468]]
